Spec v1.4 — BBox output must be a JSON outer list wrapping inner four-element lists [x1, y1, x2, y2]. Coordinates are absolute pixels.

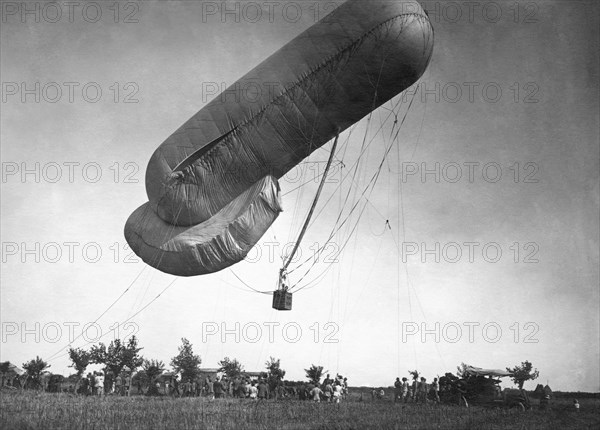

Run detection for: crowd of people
[[151, 373, 349, 403], [386, 376, 440, 404], [1, 370, 585, 412], [302, 374, 348, 403]]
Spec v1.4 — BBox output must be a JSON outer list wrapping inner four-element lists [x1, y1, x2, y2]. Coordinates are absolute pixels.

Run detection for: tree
[[122, 336, 144, 373], [68, 347, 91, 378], [89, 337, 143, 379], [0, 361, 10, 387], [171, 338, 201, 381], [68, 347, 91, 393], [305, 364, 325, 385], [265, 357, 286, 391], [507, 360, 539, 389], [22, 356, 50, 389], [142, 359, 165, 396], [218, 357, 244, 380]]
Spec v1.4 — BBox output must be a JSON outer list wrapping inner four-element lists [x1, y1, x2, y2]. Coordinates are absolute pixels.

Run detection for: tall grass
[[1, 389, 598, 429]]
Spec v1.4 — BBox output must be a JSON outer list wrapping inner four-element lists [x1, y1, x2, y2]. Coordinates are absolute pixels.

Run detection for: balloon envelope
[[125, 0, 434, 276]]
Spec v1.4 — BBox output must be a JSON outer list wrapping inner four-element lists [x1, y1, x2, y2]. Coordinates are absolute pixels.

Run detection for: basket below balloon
[[272, 290, 293, 311]]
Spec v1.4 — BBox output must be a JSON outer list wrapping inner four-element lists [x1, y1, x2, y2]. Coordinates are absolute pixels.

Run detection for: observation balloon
[[125, 0, 434, 276]]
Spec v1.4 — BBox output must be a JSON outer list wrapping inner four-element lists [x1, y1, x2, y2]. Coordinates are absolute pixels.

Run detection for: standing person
[[115, 374, 122, 396], [401, 378, 410, 403], [172, 375, 180, 397], [206, 377, 215, 400], [431, 378, 440, 403], [257, 379, 269, 400], [249, 382, 258, 400], [573, 399, 580, 412], [213, 377, 224, 399], [164, 378, 170, 395], [418, 377, 428, 403], [394, 377, 402, 403], [343, 377, 349, 398], [310, 384, 323, 402], [277, 383, 286, 400], [242, 379, 250, 398], [89, 373, 95, 396], [96, 372, 105, 397], [298, 383, 306, 401], [79, 376, 89, 396], [333, 381, 343, 404], [326, 382, 334, 402], [123, 373, 131, 397], [306, 382, 315, 401], [411, 378, 418, 402]]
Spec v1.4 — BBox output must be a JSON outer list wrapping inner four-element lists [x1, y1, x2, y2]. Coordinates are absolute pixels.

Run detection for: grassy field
[[1, 389, 599, 430]]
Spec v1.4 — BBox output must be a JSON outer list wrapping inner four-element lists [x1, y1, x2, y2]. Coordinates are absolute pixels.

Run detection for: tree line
[[0, 336, 336, 394]]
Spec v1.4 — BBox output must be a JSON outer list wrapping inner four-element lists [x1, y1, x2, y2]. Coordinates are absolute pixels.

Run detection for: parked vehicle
[[440, 366, 531, 410]]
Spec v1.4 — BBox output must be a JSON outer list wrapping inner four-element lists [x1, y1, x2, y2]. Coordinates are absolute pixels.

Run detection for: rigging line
[[395, 95, 445, 367], [292, 130, 414, 292], [291, 110, 375, 274], [282, 132, 340, 272], [44, 266, 148, 362], [302, 95, 408, 234], [287, 152, 310, 248], [289, 92, 417, 277], [292, 161, 384, 291], [396, 112, 402, 377], [122, 278, 178, 325], [291, 111, 405, 291], [50, 190, 187, 361], [314, 141, 349, 166], [370, 219, 391, 237], [398, 192, 418, 370], [346, 171, 388, 223], [291, 194, 370, 293], [127, 187, 184, 311], [342, 232, 385, 324], [281, 161, 345, 197], [49, 278, 178, 363], [282, 131, 352, 202], [218, 277, 260, 294], [411, 87, 428, 161], [228, 269, 272, 295]]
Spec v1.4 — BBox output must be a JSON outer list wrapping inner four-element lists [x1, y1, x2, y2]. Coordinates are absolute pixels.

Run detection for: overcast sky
[[1, 0, 598, 392]]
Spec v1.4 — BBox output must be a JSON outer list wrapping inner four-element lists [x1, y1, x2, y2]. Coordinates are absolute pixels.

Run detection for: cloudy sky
[[1, 0, 598, 391]]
